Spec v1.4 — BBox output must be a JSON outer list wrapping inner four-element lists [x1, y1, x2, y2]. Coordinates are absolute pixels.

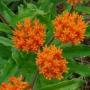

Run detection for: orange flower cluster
[[36, 45, 68, 80], [67, 0, 82, 5], [54, 12, 87, 45], [0, 76, 31, 90], [13, 18, 45, 52]]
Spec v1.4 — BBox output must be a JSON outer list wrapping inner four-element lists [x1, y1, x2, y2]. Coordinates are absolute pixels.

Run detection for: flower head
[[36, 45, 68, 80], [53, 12, 87, 45], [67, 0, 83, 5], [0, 76, 32, 90], [13, 18, 45, 52]]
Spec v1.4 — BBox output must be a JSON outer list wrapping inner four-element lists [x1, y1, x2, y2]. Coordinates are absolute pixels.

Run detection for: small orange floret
[[0, 76, 32, 90], [36, 45, 68, 80], [67, 0, 83, 5], [53, 12, 87, 45], [13, 18, 45, 52]]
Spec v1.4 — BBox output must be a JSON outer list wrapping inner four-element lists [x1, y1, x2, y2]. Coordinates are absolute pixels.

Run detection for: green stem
[[0, 14, 8, 24], [70, 5, 75, 13], [31, 36, 54, 89], [47, 36, 54, 46], [32, 70, 39, 90], [0, 14, 14, 30]]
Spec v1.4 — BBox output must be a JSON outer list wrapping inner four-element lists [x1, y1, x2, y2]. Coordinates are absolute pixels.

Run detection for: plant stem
[[0, 14, 14, 30], [0, 14, 9, 25], [70, 5, 75, 13], [32, 70, 39, 90], [31, 36, 54, 90], [47, 36, 54, 46]]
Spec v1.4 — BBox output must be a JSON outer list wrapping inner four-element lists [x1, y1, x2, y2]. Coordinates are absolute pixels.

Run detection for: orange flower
[[13, 18, 45, 52], [0, 76, 32, 90], [53, 12, 87, 45], [36, 45, 68, 80], [67, 0, 83, 5]]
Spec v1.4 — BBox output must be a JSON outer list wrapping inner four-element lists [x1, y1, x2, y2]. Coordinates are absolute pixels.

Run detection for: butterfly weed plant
[[0, 0, 90, 90]]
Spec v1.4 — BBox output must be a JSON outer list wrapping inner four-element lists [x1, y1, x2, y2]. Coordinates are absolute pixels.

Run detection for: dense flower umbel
[[36, 45, 68, 80], [54, 12, 87, 45], [0, 76, 32, 90], [67, 0, 82, 5], [13, 18, 45, 52]]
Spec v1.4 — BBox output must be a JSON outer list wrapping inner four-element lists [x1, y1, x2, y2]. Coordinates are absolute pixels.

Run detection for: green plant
[[0, 0, 90, 90]]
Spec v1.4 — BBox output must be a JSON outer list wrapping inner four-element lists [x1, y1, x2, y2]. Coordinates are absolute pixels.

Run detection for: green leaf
[[0, 36, 12, 47], [0, 57, 7, 69], [63, 45, 90, 58], [12, 49, 23, 66], [45, 24, 54, 44], [69, 62, 90, 77], [0, 58, 17, 83], [40, 79, 84, 90], [37, 0, 53, 11], [75, 5, 90, 14], [0, 22, 12, 34], [86, 25, 90, 37], [2, 0, 19, 5], [18, 3, 45, 19], [37, 0, 58, 20], [0, 1, 46, 27], [0, 1, 15, 27], [38, 0, 60, 12], [34, 75, 60, 90], [0, 44, 11, 59], [12, 48, 37, 82]]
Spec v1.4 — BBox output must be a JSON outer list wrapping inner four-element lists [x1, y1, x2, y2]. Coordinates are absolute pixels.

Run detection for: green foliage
[[18, 3, 45, 19], [76, 5, 90, 14], [0, 0, 90, 90], [0, 1, 16, 27], [0, 44, 11, 59], [40, 79, 84, 90], [0, 58, 17, 83], [12, 48, 37, 82], [0, 22, 12, 34], [2, 0, 19, 5], [0, 36, 12, 47], [63, 45, 90, 58], [0, 57, 7, 69], [86, 25, 90, 37], [69, 61, 90, 77]]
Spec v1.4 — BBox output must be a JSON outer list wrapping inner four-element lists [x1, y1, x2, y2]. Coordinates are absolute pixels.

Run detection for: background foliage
[[0, 0, 90, 90]]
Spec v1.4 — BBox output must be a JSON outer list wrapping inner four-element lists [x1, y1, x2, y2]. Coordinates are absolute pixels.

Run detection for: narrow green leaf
[[0, 22, 12, 33], [0, 1, 15, 27], [76, 5, 90, 14], [0, 44, 11, 59], [18, 3, 45, 19], [0, 58, 17, 83], [12, 49, 22, 66], [12, 48, 37, 82], [86, 25, 90, 37], [40, 79, 84, 90], [69, 62, 90, 77], [63, 45, 90, 58], [0, 57, 7, 69], [2, 0, 19, 5], [0, 36, 12, 47], [45, 27, 53, 44]]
